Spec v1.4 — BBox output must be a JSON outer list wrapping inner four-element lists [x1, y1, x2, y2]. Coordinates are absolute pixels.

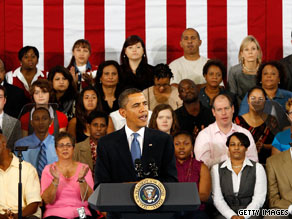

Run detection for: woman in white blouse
[[211, 132, 266, 219]]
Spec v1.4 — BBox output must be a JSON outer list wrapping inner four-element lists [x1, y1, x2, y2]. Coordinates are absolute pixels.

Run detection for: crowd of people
[[0, 27, 292, 219]]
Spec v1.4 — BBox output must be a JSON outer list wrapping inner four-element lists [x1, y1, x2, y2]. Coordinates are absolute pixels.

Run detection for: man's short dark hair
[[87, 110, 109, 126], [55, 132, 75, 148], [32, 107, 51, 119], [211, 93, 233, 109], [0, 85, 7, 98], [118, 88, 142, 109], [18, 46, 39, 61], [226, 132, 250, 148]]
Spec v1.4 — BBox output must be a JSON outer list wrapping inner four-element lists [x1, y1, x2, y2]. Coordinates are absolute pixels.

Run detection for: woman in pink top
[[41, 132, 94, 219]]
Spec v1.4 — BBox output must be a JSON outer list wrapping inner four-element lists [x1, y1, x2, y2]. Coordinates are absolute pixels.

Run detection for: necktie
[[131, 133, 141, 164], [37, 143, 47, 178]]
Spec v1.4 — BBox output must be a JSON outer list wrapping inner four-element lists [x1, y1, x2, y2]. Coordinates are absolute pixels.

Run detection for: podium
[[88, 182, 201, 219]]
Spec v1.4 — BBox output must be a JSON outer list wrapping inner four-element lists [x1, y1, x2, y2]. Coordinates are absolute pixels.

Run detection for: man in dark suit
[[95, 88, 178, 187], [0, 59, 29, 118]]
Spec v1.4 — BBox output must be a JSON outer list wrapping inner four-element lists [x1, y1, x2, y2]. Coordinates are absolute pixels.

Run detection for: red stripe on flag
[[0, 0, 5, 59], [125, 0, 145, 41], [44, 0, 64, 72], [207, 0, 227, 67], [248, 0, 266, 61], [266, 0, 282, 60], [166, 0, 186, 63], [85, 0, 105, 67], [4, 0, 23, 72]]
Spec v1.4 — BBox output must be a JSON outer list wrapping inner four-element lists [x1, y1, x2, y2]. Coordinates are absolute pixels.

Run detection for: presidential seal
[[133, 178, 166, 210]]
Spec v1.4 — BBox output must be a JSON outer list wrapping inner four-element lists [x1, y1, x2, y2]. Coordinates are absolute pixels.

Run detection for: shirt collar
[[31, 133, 53, 149], [10, 154, 20, 168], [274, 88, 284, 99], [74, 61, 92, 73], [213, 122, 236, 134], [0, 111, 4, 119], [125, 124, 145, 139], [290, 148, 292, 160], [220, 157, 253, 171]]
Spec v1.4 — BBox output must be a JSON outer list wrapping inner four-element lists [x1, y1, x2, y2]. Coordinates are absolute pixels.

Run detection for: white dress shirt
[[0, 111, 3, 129], [211, 158, 267, 219], [125, 125, 145, 155]]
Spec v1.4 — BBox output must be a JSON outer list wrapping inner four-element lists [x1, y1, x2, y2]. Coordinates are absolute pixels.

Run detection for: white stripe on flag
[[63, 0, 85, 67], [104, 0, 126, 62], [146, 0, 167, 65], [282, 0, 292, 58], [23, 0, 44, 71], [186, 0, 208, 58], [227, 0, 247, 73]]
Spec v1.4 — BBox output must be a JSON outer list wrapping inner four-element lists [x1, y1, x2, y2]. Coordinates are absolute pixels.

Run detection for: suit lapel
[[282, 150, 292, 188], [2, 114, 12, 139]]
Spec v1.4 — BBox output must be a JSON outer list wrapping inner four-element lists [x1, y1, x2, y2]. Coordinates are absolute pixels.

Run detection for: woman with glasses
[[41, 132, 94, 219], [234, 86, 274, 164], [143, 64, 182, 110]]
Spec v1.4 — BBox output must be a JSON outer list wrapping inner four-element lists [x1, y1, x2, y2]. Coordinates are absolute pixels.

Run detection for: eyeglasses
[[57, 143, 73, 148], [287, 111, 292, 116], [154, 84, 170, 88], [250, 96, 265, 102]]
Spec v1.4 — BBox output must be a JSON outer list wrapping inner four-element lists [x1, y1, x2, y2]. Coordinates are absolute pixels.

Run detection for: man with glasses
[[194, 94, 258, 168]]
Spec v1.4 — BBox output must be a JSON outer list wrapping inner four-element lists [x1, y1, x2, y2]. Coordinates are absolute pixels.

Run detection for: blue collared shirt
[[238, 88, 292, 115], [14, 133, 58, 169]]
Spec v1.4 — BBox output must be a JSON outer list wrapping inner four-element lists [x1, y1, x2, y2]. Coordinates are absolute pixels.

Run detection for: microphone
[[134, 159, 144, 179], [148, 159, 158, 178]]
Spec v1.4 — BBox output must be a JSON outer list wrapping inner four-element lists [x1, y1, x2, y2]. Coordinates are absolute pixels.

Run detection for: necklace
[[243, 64, 259, 73], [232, 165, 243, 168]]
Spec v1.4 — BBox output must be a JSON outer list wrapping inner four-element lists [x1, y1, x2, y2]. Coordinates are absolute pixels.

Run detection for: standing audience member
[[48, 65, 77, 121], [239, 61, 292, 115], [169, 28, 208, 86], [228, 35, 262, 106], [148, 104, 180, 136], [195, 94, 258, 168], [143, 63, 182, 110], [5, 46, 46, 99], [235, 86, 274, 164], [0, 85, 22, 150], [41, 132, 94, 219], [95, 60, 123, 114], [67, 39, 97, 90], [0, 58, 28, 118], [119, 35, 154, 91], [0, 131, 41, 219], [20, 79, 68, 137], [211, 132, 266, 219], [175, 79, 215, 140], [15, 107, 57, 177], [174, 131, 211, 219], [74, 111, 108, 172]]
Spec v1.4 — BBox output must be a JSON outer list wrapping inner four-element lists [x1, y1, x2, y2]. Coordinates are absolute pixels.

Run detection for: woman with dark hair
[[239, 61, 292, 115], [94, 60, 123, 114], [48, 65, 77, 121], [142, 63, 182, 110], [68, 86, 114, 143], [199, 59, 236, 111], [235, 86, 274, 164], [67, 39, 97, 90], [5, 46, 46, 99], [148, 104, 179, 136], [211, 132, 266, 219], [120, 35, 154, 90]]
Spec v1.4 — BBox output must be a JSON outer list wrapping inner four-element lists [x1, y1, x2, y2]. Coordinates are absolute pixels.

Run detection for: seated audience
[[148, 104, 180, 136], [266, 145, 292, 218], [15, 107, 57, 177], [174, 131, 211, 219], [68, 86, 114, 143], [239, 61, 292, 115], [175, 79, 215, 140], [235, 86, 274, 164], [0, 131, 41, 219], [195, 94, 258, 168], [119, 35, 154, 91], [41, 132, 94, 219], [48, 65, 77, 121], [74, 111, 108, 171], [95, 60, 123, 114], [0, 85, 22, 150], [228, 35, 262, 107], [271, 98, 292, 155], [67, 39, 97, 91], [211, 132, 266, 219], [200, 59, 237, 113], [5, 46, 45, 99], [20, 79, 68, 137], [0, 58, 29, 118], [143, 63, 182, 110]]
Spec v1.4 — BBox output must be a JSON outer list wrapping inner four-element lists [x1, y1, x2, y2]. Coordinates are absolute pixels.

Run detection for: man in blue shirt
[[15, 107, 57, 177]]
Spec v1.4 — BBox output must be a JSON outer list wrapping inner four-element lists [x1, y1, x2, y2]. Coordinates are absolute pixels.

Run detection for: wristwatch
[[77, 178, 86, 183]]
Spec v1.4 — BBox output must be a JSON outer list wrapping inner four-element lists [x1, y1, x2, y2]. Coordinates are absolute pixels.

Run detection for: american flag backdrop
[[0, 0, 292, 73]]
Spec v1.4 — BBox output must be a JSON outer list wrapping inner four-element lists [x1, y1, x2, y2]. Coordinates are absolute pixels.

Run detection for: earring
[[143, 54, 145, 57], [123, 55, 126, 58]]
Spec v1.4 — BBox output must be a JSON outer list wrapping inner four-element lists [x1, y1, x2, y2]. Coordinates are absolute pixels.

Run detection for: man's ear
[[119, 108, 126, 118]]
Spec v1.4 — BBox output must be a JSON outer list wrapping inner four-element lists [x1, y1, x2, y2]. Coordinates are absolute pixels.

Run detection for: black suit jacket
[[94, 127, 178, 187]]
